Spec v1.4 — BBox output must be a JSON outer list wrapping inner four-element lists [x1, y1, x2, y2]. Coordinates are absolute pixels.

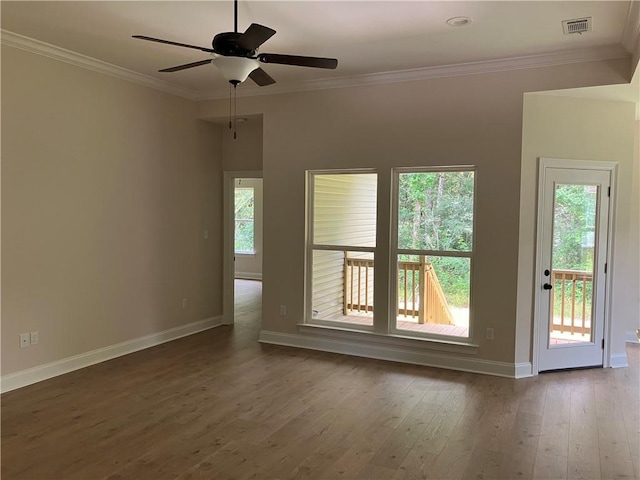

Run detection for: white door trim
[[532, 158, 618, 374], [223, 170, 263, 325]]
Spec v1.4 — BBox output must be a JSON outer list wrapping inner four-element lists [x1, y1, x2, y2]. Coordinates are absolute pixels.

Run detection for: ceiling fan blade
[[258, 53, 338, 69], [249, 67, 276, 86], [238, 23, 276, 51], [159, 59, 213, 73], [132, 35, 215, 53]]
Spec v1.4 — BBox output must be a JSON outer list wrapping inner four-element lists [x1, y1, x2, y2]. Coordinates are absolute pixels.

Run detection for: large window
[[305, 167, 475, 341], [234, 187, 255, 254], [307, 171, 377, 327], [393, 169, 475, 338]]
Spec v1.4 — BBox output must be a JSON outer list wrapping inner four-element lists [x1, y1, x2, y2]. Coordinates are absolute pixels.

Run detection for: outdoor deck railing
[[344, 255, 453, 325], [551, 269, 593, 335], [343, 257, 375, 314]]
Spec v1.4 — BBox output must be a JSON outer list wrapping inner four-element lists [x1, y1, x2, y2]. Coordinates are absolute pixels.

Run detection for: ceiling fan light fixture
[[446, 16, 472, 27], [212, 56, 259, 84]]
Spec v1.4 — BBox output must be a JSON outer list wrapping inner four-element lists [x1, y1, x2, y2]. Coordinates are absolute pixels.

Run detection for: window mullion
[[373, 169, 391, 334]]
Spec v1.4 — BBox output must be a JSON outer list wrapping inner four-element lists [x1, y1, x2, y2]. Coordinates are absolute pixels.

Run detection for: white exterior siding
[[311, 174, 377, 320], [313, 174, 377, 247]]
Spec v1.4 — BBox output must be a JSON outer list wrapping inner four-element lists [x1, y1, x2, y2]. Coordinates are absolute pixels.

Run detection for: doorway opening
[[224, 172, 263, 325]]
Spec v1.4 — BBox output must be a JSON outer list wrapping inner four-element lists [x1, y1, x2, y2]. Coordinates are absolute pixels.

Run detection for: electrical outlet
[[19, 333, 30, 348], [30, 331, 39, 345], [485, 328, 495, 341], [182, 298, 188, 309], [204, 229, 209, 240], [279, 305, 287, 316]]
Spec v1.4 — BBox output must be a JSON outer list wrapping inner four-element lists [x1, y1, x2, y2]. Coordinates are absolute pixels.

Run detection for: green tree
[[235, 188, 255, 252], [552, 184, 595, 271], [397, 172, 474, 308]]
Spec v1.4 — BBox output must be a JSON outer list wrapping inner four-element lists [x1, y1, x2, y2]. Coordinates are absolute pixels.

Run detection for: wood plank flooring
[[2, 279, 639, 479]]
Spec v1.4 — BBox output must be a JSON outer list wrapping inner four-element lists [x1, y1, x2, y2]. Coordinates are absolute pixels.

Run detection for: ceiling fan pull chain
[[228, 83, 233, 131], [233, 84, 238, 139]]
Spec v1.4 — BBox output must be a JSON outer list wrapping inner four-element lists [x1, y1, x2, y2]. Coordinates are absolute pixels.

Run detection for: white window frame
[[305, 169, 378, 331], [389, 166, 477, 341]]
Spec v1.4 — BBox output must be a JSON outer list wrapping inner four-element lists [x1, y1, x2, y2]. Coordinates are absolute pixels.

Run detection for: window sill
[[298, 323, 478, 355], [235, 252, 256, 258]]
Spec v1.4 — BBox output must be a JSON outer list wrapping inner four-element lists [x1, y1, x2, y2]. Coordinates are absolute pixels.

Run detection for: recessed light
[[446, 16, 472, 27]]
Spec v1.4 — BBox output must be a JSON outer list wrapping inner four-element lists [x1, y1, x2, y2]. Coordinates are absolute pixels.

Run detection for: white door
[[536, 163, 611, 372]]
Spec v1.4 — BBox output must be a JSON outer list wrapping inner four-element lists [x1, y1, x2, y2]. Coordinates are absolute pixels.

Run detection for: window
[[234, 187, 255, 254], [304, 167, 475, 342], [307, 171, 377, 328], [393, 169, 475, 338]]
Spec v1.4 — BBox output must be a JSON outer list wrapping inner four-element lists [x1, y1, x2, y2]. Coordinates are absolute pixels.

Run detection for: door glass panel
[[549, 184, 597, 347]]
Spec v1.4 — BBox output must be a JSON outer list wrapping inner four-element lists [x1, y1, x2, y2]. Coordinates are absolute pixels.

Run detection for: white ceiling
[[1, 1, 637, 99]]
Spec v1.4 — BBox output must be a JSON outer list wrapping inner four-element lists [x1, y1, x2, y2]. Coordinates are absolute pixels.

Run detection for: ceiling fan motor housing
[[213, 32, 256, 57]]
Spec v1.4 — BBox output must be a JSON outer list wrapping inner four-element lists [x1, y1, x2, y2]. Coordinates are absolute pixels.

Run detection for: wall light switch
[[30, 331, 39, 345], [20, 333, 30, 348]]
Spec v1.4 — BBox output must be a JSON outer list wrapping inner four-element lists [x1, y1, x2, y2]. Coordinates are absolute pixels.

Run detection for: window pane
[[311, 250, 374, 327], [395, 255, 470, 338], [235, 220, 254, 252], [235, 187, 254, 252], [398, 171, 474, 251], [313, 173, 377, 247]]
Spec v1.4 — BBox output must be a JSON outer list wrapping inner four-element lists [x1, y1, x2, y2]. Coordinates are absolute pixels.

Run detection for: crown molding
[[2, 29, 630, 104], [621, 0, 640, 55], [1, 29, 200, 100], [200, 44, 630, 100]]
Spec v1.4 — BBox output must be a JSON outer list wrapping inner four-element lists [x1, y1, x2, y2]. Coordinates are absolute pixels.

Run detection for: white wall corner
[[622, 0, 640, 56], [609, 352, 629, 368], [259, 330, 522, 378], [1, 316, 223, 394], [621, 0, 640, 72]]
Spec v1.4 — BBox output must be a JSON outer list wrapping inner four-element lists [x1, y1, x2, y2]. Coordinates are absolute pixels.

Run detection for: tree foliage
[[398, 172, 474, 252], [552, 184, 595, 272], [397, 172, 474, 307], [235, 188, 255, 252]]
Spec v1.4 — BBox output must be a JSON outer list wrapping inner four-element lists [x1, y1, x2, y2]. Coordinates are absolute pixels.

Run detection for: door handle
[[543, 283, 553, 290]]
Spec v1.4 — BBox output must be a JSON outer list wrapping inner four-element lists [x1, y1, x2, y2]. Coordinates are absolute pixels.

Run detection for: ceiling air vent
[[562, 17, 592, 35]]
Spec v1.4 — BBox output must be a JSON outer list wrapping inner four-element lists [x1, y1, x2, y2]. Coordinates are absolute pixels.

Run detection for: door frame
[[532, 158, 618, 374], [223, 170, 263, 325]]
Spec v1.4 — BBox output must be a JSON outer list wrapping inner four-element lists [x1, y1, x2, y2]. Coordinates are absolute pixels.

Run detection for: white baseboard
[[625, 330, 640, 343], [259, 330, 523, 378], [610, 352, 629, 368], [235, 272, 262, 281], [515, 362, 534, 378], [1, 316, 223, 393]]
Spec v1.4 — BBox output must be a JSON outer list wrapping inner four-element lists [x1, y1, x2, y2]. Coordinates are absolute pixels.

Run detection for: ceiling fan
[[132, 0, 338, 87]]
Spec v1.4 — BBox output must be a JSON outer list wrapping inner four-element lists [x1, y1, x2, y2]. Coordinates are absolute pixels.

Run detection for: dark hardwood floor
[[2, 280, 639, 479]]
